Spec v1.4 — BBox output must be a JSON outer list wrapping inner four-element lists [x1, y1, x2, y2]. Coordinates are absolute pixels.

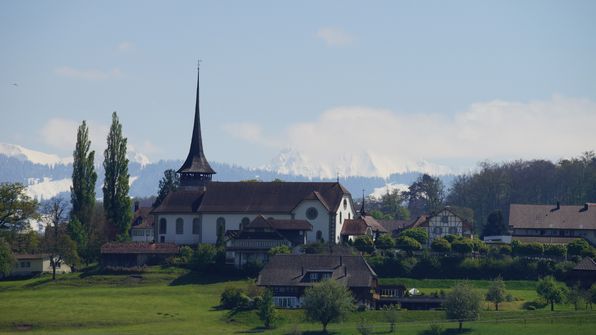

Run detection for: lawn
[[1, 267, 595, 335]]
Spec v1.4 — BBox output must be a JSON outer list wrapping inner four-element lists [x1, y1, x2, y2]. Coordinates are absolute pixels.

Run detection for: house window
[[192, 218, 201, 235], [159, 218, 167, 234], [348, 213, 351, 219], [176, 218, 184, 234], [316, 230, 323, 241], [343, 199, 347, 209], [339, 212, 343, 224], [306, 207, 318, 220], [448, 227, 457, 234], [160, 236, 165, 243], [433, 227, 442, 234], [20, 261, 31, 268], [441, 216, 449, 223]]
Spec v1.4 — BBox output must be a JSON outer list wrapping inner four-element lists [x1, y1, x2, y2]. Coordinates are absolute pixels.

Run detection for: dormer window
[[306, 271, 332, 282]]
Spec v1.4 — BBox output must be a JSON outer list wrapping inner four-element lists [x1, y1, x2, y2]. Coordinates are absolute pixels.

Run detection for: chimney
[[134, 201, 140, 212]]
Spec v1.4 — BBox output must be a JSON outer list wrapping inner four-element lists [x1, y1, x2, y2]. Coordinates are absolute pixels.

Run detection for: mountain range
[[0, 143, 456, 201]]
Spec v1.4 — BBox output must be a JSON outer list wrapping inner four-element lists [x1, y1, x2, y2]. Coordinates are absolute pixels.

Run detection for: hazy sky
[[1, 1, 595, 173]]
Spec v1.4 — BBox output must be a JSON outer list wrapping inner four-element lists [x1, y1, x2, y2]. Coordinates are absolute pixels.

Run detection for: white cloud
[[54, 66, 122, 80], [262, 96, 596, 177], [116, 41, 135, 52], [40, 118, 109, 153], [221, 122, 278, 147], [316, 27, 354, 47]]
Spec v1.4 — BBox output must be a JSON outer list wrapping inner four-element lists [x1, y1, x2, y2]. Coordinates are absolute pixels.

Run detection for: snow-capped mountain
[[0, 143, 72, 166], [266, 148, 453, 179], [0, 143, 454, 201]]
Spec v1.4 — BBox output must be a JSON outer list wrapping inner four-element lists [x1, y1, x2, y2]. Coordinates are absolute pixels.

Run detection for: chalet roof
[[509, 203, 596, 230], [573, 257, 596, 272], [131, 207, 155, 229], [341, 215, 388, 236], [152, 181, 349, 214], [177, 68, 215, 176], [256, 254, 377, 288], [409, 215, 430, 228], [409, 208, 474, 230], [512, 236, 580, 245], [100, 242, 179, 254]]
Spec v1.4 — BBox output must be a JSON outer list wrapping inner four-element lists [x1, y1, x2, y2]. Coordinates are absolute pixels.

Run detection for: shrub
[[451, 240, 474, 254], [431, 237, 451, 253], [356, 318, 373, 335], [301, 242, 326, 254], [544, 244, 566, 258], [375, 234, 395, 250], [354, 236, 375, 254], [523, 299, 547, 310], [395, 236, 421, 255], [567, 239, 590, 256], [444, 234, 461, 243], [498, 244, 512, 255], [258, 290, 277, 329], [220, 287, 251, 310], [268, 245, 291, 256], [399, 228, 429, 245], [191, 244, 218, 272]]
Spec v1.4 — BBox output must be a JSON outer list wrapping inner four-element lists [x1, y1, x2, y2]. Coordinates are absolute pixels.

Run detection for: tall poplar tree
[[103, 112, 131, 241], [69, 121, 97, 254]]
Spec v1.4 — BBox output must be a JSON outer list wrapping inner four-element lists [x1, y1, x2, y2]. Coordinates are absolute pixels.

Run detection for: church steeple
[[177, 63, 216, 187]]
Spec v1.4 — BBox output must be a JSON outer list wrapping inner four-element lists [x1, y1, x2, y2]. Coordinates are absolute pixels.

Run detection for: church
[[151, 69, 356, 245]]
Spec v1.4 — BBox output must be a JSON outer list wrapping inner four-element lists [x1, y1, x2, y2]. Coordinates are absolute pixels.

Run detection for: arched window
[[348, 212, 351, 220], [176, 218, 184, 234], [192, 218, 201, 235], [339, 212, 343, 224], [216, 217, 226, 243], [159, 218, 167, 234], [316, 230, 323, 241], [343, 199, 347, 209]]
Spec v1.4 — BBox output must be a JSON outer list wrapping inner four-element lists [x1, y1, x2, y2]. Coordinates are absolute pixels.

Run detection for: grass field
[[1, 267, 595, 335]]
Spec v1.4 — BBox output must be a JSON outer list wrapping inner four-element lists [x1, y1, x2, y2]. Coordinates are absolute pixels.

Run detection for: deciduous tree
[[536, 276, 567, 311], [444, 281, 482, 332], [41, 199, 80, 280], [0, 183, 38, 232], [258, 289, 278, 329], [486, 276, 506, 311], [0, 237, 16, 277], [303, 280, 354, 333]]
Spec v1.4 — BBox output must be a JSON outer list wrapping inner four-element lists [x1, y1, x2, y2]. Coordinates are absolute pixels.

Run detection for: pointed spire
[[178, 63, 216, 186]]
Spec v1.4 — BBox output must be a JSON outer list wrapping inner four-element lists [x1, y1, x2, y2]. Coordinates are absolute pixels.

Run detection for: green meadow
[[1, 267, 595, 335]]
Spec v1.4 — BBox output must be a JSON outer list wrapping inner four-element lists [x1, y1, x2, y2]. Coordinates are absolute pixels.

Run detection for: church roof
[[177, 67, 215, 175], [246, 215, 312, 231], [152, 181, 349, 214]]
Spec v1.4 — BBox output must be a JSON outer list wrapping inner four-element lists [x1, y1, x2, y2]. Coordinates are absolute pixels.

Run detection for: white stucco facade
[[155, 196, 355, 246]]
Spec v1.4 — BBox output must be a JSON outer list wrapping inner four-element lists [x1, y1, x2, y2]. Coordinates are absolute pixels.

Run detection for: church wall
[[156, 214, 202, 245], [200, 213, 292, 244], [334, 195, 355, 243], [292, 200, 331, 243]]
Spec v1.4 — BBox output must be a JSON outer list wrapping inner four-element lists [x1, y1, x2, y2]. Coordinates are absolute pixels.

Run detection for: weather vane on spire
[[197, 59, 202, 70]]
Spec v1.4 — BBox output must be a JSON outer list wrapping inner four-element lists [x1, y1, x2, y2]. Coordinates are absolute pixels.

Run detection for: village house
[[509, 203, 596, 245], [130, 203, 155, 242], [409, 207, 474, 247], [340, 203, 388, 242], [10, 254, 72, 277], [151, 68, 355, 246], [256, 254, 379, 308], [225, 215, 312, 268]]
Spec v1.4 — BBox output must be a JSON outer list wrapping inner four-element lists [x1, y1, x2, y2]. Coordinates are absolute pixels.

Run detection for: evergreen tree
[[102, 112, 131, 241], [70, 121, 97, 257], [153, 169, 179, 208]]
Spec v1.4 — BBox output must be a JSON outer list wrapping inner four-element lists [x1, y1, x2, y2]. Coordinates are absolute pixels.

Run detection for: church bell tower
[[177, 64, 216, 188]]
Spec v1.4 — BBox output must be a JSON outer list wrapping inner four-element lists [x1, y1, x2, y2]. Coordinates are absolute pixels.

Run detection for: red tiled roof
[[100, 242, 179, 254], [341, 215, 387, 236]]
